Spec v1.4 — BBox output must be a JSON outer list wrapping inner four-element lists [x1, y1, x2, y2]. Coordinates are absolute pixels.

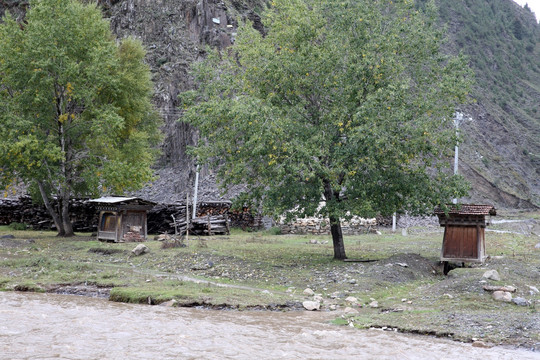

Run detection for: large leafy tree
[[181, 0, 472, 259], [0, 0, 161, 236]]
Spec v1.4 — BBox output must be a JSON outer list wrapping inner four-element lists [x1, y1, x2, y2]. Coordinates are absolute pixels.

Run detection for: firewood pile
[[0, 196, 97, 232], [148, 202, 256, 234], [279, 216, 377, 235], [0, 197, 257, 234], [170, 214, 230, 236]]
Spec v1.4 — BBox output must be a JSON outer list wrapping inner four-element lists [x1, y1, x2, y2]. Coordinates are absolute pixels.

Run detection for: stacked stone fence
[[279, 216, 377, 235]]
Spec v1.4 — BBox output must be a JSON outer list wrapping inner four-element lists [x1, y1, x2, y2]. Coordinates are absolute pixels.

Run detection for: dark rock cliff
[[1, 0, 538, 209]]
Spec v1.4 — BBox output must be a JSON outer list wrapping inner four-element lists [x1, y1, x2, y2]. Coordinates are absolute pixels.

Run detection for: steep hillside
[[433, 0, 540, 208], [1, 0, 538, 209]]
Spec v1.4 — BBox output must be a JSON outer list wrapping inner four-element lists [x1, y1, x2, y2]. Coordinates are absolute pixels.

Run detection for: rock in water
[[472, 341, 491, 348], [302, 301, 320, 311], [131, 244, 149, 256], [483, 269, 501, 281]]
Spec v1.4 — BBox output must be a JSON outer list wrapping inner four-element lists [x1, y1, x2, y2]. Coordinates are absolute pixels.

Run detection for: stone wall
[[279, 216, 377, 236]]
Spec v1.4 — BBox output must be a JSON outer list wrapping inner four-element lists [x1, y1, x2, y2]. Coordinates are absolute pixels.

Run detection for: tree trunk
[[329, 215, 347, 260], [60, 194, 74, 237], [37, 180, 65, 235], [323, 179, 347, 260]]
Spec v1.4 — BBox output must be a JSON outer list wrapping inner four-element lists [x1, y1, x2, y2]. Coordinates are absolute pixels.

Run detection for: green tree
[[181, 0, 471, 259], [0, 0, 161, 236]]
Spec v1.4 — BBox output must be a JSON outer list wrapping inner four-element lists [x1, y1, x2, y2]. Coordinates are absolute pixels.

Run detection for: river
[[0, 292, 537, 360]]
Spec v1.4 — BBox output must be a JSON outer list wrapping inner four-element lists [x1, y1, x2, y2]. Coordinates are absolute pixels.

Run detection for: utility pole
[[453, 112, 464, 204], [192, 164, 199, 219]]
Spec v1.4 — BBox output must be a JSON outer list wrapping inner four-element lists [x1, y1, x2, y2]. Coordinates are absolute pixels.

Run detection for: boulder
[[482, 285, 516, 293], [131, 244, 149, 256], [303, 288, 315, 296], [492, 291, 512, 302], [369, 300, 379, 308], [512, 297, 529, 306], [313, 295, 324, 303], [302, 301, 320, 311], [343, 306, 359, 315], [483, 270, 501, 281], [345, 296, 358, 304]]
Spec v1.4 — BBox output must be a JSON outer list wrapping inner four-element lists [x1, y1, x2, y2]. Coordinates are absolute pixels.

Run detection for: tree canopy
[[0, 0, 161, 236], [181, 0, 472, 259]]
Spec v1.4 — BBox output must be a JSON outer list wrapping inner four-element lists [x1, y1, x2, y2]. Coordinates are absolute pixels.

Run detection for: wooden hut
[[89, 197, 155, 242], [434, 204, 496, 271]]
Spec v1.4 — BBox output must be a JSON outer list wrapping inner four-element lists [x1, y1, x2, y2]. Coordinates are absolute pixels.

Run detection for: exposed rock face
[[1, 0, 539, 209]]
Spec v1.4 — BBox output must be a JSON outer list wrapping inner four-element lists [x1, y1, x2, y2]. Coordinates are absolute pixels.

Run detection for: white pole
[[392, 213, 396, 232], [452, 112, 463, 205], [192, 164, 199, 219]]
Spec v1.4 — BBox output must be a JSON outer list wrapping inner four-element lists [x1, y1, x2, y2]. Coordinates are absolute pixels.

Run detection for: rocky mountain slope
[[1, 0, 539, 209]]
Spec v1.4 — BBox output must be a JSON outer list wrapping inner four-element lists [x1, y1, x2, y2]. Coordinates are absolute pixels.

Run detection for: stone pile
[[122, 226, 144, 242]]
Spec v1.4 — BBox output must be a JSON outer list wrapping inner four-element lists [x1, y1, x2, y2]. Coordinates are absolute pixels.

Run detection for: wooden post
[[186, 193, 190, 245], [225, 213, 230, 235], [207, 214, 212, 236]]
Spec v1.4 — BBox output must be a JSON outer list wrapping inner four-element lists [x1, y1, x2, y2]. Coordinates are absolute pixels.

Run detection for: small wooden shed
[[434, 204, 496, 267], [89, 197, 155, 242]]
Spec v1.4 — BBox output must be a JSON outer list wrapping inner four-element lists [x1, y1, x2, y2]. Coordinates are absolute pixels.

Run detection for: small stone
[[155, 234, 170, 241], [512, 297, 529, 306], [313, 295, 324, 303], [286, 287, 296, 293], [345, 296, 358, 304], [1, 234, 15, 239], [302, 300, 320, 311], [262, 290, 272, 295], [527, 285, 539, 294], [159, 299, 177, 307], [303, 288, 315, 296], [329, 304, 338, 311], [343, 306, 359, 314], [483, 270, 501, 281], [472, 341, 491, 348], [369, 300, 379, 308], [309, 239, 318, 244], [375, 231, 382, 235], [535, 243, 540, 249], [349, 279, 357, 284], [492, 291, 512, 302], [131, 244, 149, 256], [443, 293, 454, 299], [396, 263, 408, 268]]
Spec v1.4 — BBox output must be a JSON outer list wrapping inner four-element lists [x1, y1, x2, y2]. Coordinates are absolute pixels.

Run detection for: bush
[[8, 222, 27, 230], [264, 226, 282, 236]]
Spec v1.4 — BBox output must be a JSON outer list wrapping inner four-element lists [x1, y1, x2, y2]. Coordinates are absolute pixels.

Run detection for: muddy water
[[0, 292, 537, 360]]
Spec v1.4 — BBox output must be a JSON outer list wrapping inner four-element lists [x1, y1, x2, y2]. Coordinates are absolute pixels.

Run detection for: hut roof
[[88, 196, 156, 206], [434, 204, 496, 216]]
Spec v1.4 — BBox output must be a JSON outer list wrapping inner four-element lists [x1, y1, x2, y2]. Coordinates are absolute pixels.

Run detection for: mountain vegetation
[[0, 0, 538, 210]]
